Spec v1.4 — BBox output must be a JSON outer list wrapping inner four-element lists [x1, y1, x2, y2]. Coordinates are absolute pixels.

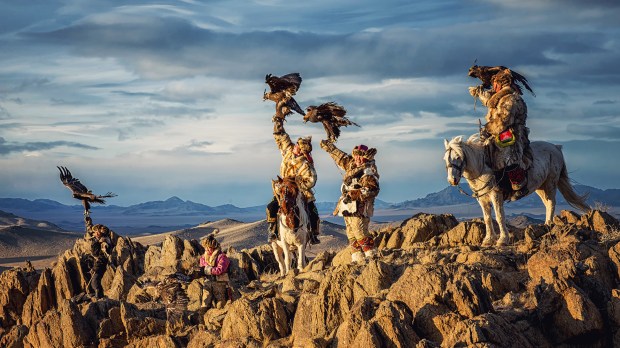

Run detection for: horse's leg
[[271, 241, 286, 277], [297, 242, 305, 271], [536, 184, 557, 225], [282, 241, 291, 275], [492, 192, 510, 246], [478, 197, 496, 246]]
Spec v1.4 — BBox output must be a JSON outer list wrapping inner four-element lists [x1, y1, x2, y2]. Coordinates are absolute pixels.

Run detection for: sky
[[0, 0, 619, 207]]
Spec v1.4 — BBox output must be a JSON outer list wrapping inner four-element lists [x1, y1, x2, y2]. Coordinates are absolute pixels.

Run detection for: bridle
[[445, 146, 496, 199]]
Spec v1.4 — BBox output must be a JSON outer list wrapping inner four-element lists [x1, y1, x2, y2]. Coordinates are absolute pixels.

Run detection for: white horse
[[271, 177, 309, 276], [443, 135, 590, 246]]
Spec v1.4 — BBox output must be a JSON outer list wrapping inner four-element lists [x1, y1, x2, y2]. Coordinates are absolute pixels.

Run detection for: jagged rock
[[534, 281, 604, 345], [225, 248, 251, 293], [180, 239, 202, 272], [553, 210, 582, 225], [23, 299, 94, 348], [126, 335, 177, 348], [292, 265, 359, 343], [187, 329, 218, 348], [579, 210, 620, 234], [161, 235, 184, 272], [0, 265, 39, 328], [106, 267, 137, 301], [438, 220, 486, 246], [0, 324, 28, 348], [121, 302, 167, 341], [220, 296, 289, 342], [399, 213, 459, 248], [334, 298, 419, 347], [144, 245, 162, 274], [21, 268, 55, 327]]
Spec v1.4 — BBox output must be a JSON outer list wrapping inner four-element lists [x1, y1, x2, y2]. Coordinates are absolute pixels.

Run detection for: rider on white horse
[[320, 140, 380, 263], [266, 113, 320, 244], [469, 68, 533, 200]]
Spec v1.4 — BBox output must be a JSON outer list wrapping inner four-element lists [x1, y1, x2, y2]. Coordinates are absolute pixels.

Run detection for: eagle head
[[303, 106, 317, 123]]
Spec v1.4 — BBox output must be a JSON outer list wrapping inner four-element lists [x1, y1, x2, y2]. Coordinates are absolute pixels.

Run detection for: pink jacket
[[199, 252, 230, 276]]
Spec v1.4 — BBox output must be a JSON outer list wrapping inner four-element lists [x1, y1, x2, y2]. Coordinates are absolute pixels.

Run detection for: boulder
[[399, 213, 459, 248]]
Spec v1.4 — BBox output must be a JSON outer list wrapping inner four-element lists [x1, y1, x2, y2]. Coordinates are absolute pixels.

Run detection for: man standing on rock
[[84, 214, 113, 299], [266, 112, 321, 244], [320, 140, 380, 263]]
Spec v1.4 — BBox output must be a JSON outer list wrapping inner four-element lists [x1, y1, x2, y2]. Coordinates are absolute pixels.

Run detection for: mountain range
[[0, 184, 617, 234]]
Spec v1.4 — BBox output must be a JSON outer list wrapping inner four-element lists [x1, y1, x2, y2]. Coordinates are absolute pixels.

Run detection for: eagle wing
[[58, 166, 90, 195], [315, 102, 359, 142], [57, 166, 117, 205], [265, 73, 302, 95]]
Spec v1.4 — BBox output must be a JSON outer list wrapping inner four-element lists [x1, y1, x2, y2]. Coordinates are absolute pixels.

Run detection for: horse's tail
[[557, 156, 590, 213]]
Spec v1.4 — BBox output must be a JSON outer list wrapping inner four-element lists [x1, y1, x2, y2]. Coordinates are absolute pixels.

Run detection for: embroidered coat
[[322, 142, 380, 217]]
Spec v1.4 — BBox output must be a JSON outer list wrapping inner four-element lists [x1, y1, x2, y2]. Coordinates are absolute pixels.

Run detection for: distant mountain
[[390, 184, 620, 209]]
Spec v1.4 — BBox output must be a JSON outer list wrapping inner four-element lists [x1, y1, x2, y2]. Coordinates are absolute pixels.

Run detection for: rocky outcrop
[[2, 210, 620, 347]]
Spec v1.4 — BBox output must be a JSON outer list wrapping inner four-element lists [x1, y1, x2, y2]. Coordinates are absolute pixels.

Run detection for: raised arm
[[320, 140, 353, 171], [273, 117, 293, 155]]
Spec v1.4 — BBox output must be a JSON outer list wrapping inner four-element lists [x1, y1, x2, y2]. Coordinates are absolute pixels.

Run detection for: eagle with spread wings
[[263, 73, 305, 118], [468, 64, 535, 96], [57, 166, 116, 212], [303, 102, 360, 142]]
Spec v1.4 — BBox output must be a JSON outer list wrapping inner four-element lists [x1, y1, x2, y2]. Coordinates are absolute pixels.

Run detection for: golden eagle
[[303, 102, 360, 142], [468, 64, 535, 96], [263, 73, 304, 117], [57, 166, 116, 212]]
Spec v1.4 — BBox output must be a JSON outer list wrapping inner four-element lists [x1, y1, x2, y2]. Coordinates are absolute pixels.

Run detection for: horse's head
[[443, 136, 466, 186], [272, 176, 300, 229]]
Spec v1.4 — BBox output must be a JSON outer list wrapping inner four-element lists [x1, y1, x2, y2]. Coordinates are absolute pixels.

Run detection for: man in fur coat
[[469, 68, 532, 198], [320, 140, 380, 263], [266, 115, 321, 244]]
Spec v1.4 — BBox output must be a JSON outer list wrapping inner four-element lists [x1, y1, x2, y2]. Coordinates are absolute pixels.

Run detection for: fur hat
[[352, 144, 377, 160], [492, 68, 513, 88], [297, 136, 312, 153], [201, 229, 220, 249]]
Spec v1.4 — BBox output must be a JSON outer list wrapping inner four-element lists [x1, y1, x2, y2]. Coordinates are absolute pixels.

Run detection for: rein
[[447, 146, 500, 199]]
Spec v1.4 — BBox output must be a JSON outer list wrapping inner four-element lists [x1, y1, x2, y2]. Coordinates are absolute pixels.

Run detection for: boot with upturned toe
[[268, 221, 278, 242]]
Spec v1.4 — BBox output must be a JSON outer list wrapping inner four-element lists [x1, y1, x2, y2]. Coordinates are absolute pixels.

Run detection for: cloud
[[593, 100, 616, 105], [0, 105, 12, 119], [566, 124, 620, 140], [0, 138, 100, 155]]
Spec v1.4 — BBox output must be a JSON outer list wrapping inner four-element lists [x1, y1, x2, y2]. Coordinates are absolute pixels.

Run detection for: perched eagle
[[57, 166, 116, 212], [468, 65, 535, 96], [304, 102, 360, 142], [263, 73, 304, 117]]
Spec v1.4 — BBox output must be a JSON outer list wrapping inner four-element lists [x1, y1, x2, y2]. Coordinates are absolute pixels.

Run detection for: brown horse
[[271, 176, 309, 276]]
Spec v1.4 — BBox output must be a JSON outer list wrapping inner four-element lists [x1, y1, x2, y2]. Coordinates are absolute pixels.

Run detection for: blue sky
[[0, 0, 618, 207]]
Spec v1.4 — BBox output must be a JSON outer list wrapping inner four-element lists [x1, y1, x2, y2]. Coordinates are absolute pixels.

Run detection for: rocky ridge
[[1, 209, 620, 347]]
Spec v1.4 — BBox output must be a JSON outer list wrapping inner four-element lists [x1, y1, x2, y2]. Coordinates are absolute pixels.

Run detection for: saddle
[[494, 165, 528, 202]]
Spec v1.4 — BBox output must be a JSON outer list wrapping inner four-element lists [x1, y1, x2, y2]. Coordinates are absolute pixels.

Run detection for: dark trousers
[[90, 260, 107, 298], [266, 196, 319, 235]]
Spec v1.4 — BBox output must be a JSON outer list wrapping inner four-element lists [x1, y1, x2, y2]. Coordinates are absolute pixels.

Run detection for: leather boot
[[309, 233, 320, 245]]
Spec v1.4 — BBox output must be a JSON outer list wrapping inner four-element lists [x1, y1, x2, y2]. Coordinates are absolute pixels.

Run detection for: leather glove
[[468, 85, 485, 97], [204, 265, 213, 275], [320, 139, 335, 151]]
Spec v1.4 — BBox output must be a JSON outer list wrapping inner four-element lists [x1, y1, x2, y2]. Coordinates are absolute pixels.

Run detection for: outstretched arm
[[320, 140, 353, 171], [469, 86, 494, 106]]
